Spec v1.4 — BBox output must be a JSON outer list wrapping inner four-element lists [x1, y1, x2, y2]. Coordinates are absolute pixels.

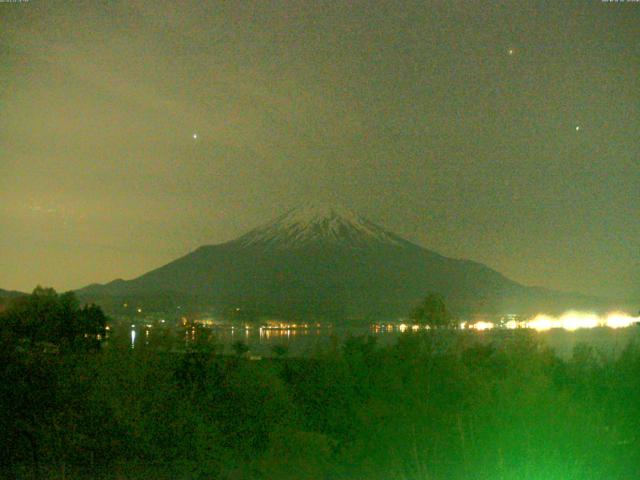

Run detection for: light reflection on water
[[123, 320, 640, 359], [130, 328, 136, 348]]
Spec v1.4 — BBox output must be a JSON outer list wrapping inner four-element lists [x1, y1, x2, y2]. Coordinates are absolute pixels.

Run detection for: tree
[[232, 340, 250, 357], [0, 287, 108, 476], [0, 286, 107, 351], [409, 293, 455, 328], [271, 344, 289, 359]]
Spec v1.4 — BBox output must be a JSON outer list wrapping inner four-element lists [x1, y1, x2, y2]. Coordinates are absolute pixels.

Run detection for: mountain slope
[[0, 288, 27, 298], [78, 204, 606, 319], [0, 288, 27, 312], [235, 204, 409, 249]]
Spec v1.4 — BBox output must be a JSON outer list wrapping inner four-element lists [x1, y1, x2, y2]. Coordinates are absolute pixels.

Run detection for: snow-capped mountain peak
[[234, 203, 407, 249]]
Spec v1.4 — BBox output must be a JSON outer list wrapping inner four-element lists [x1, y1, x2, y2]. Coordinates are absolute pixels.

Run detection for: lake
[[118, 322, 640, 359]]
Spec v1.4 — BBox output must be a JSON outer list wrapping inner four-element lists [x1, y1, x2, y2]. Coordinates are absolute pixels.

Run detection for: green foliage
[[1, 293, 640, 479], [0, 287, 110, 478], [232, 340, 250, 357], [271, 344, 289, 358], [410, 292, 455, 328], [0, 286, 107, 351]]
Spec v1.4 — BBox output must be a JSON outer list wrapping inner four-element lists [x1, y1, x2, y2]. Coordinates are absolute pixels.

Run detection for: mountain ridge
[[77, 204, 611, 319], [231, 203, 413, 250]]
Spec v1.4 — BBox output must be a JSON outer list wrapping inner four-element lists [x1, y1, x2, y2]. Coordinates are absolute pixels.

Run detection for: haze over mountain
[[0, 288, 26, 312], [78, 204, 608, 321], [0, 288, 26, 298]]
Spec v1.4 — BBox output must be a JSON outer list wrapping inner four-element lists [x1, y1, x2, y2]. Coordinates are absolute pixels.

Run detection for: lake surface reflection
[[118, 322, 640, 359]]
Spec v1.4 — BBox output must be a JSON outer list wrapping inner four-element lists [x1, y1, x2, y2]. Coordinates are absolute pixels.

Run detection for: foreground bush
[[1, 324, 639, 479]]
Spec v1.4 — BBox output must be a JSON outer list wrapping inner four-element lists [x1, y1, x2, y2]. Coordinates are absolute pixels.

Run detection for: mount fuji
[[78, 204, 603, 320]]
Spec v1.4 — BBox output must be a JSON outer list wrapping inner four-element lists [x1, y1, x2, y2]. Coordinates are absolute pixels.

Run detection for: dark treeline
[[1, 290, 640, 479]]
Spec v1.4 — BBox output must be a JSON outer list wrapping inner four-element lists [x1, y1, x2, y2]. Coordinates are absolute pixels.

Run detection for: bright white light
[[527, 315, 557, 331], [471, 321, 494, 331], [575, 126, 580, 131], [193, 133, 198, 139], [559, 311, 599, 331], [605, 312, 637, 329], [130, 329, 136, 348], [525, 311, 638, 331]]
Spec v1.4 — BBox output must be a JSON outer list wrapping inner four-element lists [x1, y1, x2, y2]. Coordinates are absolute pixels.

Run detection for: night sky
[[1, 1, 638, 300]]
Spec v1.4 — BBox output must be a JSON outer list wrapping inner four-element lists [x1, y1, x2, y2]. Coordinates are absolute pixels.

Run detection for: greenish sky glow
[[1, 0, 638, 300]]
